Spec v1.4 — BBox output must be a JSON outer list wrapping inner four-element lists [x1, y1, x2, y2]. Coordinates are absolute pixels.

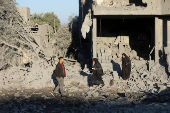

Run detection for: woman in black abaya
[[122, 53, 131, 80], [89, 58, 105, 89]]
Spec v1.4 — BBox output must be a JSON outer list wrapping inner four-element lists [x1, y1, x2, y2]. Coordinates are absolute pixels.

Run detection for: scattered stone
[[158, 85, 167, 92], [14, 92, 20, 97], [24, 95, 31, 99], [70, 81, 80, 87], [17, 88, 22, 91], [110, 79, 114, 86], [92, 92, 99, 97]]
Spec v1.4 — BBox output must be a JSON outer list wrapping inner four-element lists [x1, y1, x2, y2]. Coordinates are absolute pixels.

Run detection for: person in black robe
[[122, 53, 131, 80], [90, 58, 105, 89]]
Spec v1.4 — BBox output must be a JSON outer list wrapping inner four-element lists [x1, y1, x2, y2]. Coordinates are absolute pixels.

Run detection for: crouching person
[[53, 57, 66, 97]]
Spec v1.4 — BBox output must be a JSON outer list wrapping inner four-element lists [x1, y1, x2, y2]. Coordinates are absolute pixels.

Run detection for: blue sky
[[16, 0, 79, 24]]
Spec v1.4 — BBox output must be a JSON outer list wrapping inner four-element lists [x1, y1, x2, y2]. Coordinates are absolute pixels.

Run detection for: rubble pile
[[0, 0, 75, 90], [0, 1, 170, 112], [96, 36, 139, 64], [127, 60, 169, 93]]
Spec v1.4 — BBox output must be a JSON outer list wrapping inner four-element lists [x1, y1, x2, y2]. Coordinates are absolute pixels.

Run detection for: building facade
[[17, 7, 30, 23], [79, 0, 170, 63]]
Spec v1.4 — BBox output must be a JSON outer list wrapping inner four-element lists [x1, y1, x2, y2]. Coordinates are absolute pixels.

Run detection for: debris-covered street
[[1, 0, 170, 112], [1, 86, 170, 113]]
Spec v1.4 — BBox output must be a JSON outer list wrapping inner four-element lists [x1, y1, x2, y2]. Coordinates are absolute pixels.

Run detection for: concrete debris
[[110, 79, 114, 86], [0, 0, 170, 112], [14, 92, 20, 97]]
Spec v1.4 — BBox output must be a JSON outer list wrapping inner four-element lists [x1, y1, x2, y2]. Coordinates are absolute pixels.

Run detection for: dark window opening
[[97, 17, 155, 60], [31, 28, 38, 31], [24, 63, 31, 67], [129, 0, 147, 7]]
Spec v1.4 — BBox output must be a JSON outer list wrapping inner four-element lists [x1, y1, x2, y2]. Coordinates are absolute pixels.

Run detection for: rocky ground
[[0, 83, 170, 113]]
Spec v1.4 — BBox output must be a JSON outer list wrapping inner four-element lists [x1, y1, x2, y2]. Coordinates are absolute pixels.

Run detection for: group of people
[[53, 53, 131, 97]]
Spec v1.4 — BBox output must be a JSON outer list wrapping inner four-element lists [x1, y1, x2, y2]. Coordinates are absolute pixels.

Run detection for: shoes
[[61, 95, 67, 98]]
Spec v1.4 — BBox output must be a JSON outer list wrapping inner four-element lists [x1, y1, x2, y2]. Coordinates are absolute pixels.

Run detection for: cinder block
[[109, 56, 113, 60], [97, 49, 101, 54], [98, 55, 101, 60], [101, 53, 105, 56], [107, 60, 111, 63], [105, 56, 109, 60], [105, 50, 112, 53], [101, 55, 106, 60], [102, 60, 105, 63], [100, 48, 104, 53]]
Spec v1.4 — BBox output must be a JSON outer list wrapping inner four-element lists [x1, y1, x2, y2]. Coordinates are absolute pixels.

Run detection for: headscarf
[[92, 58, 103, 75], [122, 53, 131, 67], [122, 53, 128, 58], [92, 58, 101, 66]]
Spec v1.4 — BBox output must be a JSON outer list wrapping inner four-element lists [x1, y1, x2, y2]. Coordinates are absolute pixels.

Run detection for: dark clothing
[[90, 58, 104, 87], [54, 62, 66, 96], [55, 62, 66, 78], [122, 53, 131, 80]]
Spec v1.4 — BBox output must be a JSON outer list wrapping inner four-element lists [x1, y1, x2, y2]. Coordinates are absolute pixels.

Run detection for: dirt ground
[[0, 87, 170, 113]]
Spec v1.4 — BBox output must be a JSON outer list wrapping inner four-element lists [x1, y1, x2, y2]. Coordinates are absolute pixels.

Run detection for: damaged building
[[17, 7, 54, 52], [79, 0, 170, 68]]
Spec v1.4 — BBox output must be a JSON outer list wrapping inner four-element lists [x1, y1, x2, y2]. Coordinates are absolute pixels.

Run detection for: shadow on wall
[[159, 18, 170, 78], [66, 15, 80, 60], [159, 50, 170, 78], [111, 60, 122, 76]]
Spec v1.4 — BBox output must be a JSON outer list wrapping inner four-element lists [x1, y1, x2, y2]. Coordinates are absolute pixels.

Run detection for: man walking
[[53, 57, 66, 97]]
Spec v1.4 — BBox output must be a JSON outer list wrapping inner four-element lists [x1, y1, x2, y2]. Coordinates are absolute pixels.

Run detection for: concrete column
[[92, 17, 97, 58], [155, 17, 163, 62], [168, 19, 170, 48]]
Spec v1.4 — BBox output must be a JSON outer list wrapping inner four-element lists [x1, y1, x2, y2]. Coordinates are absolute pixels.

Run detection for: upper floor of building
[[92, 0, 170, 15]]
